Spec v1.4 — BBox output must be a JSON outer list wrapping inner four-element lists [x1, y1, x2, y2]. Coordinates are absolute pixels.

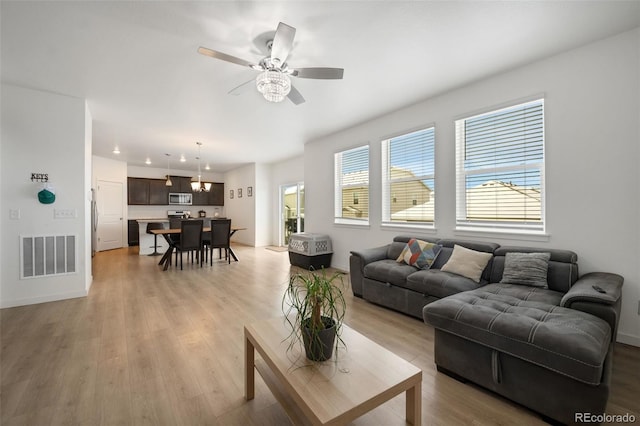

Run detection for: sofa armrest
[[349, 245, 389, 297], [561, 272, 624, 341]]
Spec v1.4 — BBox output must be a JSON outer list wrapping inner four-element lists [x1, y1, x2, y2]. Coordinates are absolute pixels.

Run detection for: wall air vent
[[20, 235, 77, 279]]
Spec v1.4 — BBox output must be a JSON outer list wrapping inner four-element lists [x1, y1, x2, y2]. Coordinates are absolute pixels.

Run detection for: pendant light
[[191, 142, 211, 192], [165, 153, 173, 186]]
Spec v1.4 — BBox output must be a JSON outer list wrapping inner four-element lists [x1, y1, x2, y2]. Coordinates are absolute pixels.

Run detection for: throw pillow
[[500, 252, 551, 288], [440, 244, 493, 283], [396, 239, 441, 270]]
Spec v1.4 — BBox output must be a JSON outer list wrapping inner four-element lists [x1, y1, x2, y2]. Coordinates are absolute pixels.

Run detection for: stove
[[167, 209, 191, 218]]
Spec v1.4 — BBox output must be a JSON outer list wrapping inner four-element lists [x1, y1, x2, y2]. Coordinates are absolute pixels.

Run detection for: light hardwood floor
[[2, 246, 639, 425]]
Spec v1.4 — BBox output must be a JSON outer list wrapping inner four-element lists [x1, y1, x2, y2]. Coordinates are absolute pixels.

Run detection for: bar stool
[[146, 222, 164, 256]]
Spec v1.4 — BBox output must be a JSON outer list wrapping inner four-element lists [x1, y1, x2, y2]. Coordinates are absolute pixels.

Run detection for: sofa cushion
[[441, 244, 493, 283], [406, 269, 485, 298], [423, 283, 611, 385], [490, 246, 578, 293], [397, 239, 441, 269], [364, 259, 417, 287], [500, 252, 551, 288]]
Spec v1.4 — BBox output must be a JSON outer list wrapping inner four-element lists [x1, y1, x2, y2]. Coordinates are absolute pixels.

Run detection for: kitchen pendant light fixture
[[191, 142, 211, 192], [165, 153, 173, 187]]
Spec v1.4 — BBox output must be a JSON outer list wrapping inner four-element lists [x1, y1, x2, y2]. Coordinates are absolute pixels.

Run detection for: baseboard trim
[[617, 332, 640, 348], [0, 290, 88, 309]]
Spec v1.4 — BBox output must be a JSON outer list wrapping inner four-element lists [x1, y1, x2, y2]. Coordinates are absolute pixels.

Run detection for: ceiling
[[2, 1, 639, 173]]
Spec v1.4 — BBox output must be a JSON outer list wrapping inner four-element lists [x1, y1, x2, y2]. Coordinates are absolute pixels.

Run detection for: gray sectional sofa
[[349, 236, 623, 425]]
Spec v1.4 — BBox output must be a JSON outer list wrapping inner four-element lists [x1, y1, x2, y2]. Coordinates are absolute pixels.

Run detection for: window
[[455, 99, 545, 233], [334, 145, 369, 224], [382, 127, 435, 226]]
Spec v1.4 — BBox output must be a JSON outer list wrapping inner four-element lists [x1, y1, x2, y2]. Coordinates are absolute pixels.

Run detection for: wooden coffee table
[[244, 317, 422, 425]]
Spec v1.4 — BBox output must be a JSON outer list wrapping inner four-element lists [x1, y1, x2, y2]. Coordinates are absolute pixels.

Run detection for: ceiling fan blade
[[287, 85, 306, 105], [198, 46, 256, 68], [290, 67, 344, 80], [270, 22, 296, 65], [228, 78, 255, 96]]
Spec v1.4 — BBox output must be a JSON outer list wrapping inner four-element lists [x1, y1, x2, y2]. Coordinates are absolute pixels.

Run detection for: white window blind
[[382, 127, 435, 226], [334, 145, 369, 224], [455, 99, 545, 232]]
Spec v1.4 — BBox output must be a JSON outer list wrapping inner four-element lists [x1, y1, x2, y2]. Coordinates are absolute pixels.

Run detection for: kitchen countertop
[[134, 217, 223, 222]]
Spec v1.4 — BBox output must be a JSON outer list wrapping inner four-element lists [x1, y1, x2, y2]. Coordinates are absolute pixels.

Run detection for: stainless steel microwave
[[169, 193, 192, 205]]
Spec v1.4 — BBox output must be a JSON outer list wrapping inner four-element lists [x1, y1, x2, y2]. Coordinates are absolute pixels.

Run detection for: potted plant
[[282, 268, 347, 361]]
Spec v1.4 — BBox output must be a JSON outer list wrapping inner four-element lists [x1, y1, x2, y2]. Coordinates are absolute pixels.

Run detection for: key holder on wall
[[32, 173, 55, 204]]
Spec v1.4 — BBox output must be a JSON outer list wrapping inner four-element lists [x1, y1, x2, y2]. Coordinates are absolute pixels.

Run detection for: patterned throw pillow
[[396, 239, 441, 269], [500, 252, 551, 288]]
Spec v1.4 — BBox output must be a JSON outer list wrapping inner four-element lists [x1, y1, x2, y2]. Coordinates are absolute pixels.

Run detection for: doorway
[[281, 182, 304, 246], [97, 180, 124, 251]]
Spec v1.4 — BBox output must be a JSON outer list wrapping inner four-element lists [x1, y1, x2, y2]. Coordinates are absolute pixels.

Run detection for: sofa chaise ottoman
[[423, 246, 623, 425]]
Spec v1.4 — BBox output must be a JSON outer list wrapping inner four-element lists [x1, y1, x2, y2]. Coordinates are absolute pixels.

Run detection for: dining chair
[[174, 219, 203, 270], [169, 218, 183, 266], [209, 219, 232, 265], [201, 218, 212, 262]]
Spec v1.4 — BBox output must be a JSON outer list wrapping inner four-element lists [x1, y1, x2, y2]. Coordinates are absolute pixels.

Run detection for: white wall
[[304, 29, 640, 346], [1, 84, 91, 308], [270, 155, 305, 245], [225, 164, 256, 245], [254, 163, 272, 247], [84, 104, 93, 290]]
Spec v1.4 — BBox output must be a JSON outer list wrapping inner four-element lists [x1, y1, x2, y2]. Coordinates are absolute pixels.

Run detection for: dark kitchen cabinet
[[128, 220, 139, 246], [127, 178, 149, 205], [191, 182, 223, 205], [192, 189, 209, 206], [209, 182, 224, 206], [149, 179, 169, 205], [170, 176, 193, 193], [127, 176, 223, 206]]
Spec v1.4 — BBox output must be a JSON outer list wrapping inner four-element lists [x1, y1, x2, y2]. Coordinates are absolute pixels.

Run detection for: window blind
[[334, 145, 369, 222], [455, 99, 544, 232], [382, 127, 435, 225]]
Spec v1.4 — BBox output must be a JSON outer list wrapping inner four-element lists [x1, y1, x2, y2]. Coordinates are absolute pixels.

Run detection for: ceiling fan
[[198, 22, 344, 105]]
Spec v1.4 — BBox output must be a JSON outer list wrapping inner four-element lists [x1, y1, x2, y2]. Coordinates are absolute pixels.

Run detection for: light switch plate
[[54, 208, 77, 219]]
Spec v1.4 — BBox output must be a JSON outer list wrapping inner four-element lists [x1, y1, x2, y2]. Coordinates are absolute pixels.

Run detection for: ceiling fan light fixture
[[256, 70, 291, 103]]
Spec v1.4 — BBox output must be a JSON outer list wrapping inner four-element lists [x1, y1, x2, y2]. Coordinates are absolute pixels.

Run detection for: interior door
[[281, 183, 305, 246], [97, 180, 124, 251]]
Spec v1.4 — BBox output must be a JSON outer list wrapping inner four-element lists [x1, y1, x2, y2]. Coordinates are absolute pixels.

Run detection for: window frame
[[334, 144, 370, 226], [455, 98, 546, 235], [381, 126, 436, 229]]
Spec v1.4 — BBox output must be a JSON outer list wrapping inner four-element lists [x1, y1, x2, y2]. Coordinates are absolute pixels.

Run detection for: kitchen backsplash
[[128, 205, 224, 219]]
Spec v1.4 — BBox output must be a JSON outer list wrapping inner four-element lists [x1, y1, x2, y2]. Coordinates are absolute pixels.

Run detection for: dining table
[[150, 226, 246, 270]]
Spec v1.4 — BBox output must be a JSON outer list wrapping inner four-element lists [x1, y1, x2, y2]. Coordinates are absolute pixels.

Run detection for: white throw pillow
[[440, 244, 493, 283]]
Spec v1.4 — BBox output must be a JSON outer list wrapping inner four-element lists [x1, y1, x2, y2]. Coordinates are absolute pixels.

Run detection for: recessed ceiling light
[[113, 146, 120, 154], [205, 164, 210, 170], [180, 155, 186, 162], [145, 158, 151, 165]]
